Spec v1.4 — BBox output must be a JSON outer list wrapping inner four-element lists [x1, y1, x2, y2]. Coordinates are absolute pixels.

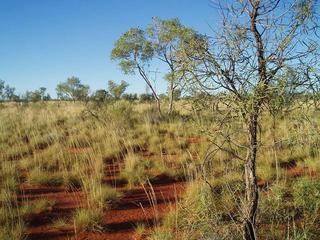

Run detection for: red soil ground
[[19, 148, 187, 240], [16, 136, 319, 240]]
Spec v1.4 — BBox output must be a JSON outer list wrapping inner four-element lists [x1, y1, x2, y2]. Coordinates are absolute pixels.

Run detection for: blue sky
[[0, 0, 218, 97]]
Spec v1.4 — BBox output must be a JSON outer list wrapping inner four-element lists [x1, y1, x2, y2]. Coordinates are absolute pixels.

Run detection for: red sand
[[22, 147, 187, 240]]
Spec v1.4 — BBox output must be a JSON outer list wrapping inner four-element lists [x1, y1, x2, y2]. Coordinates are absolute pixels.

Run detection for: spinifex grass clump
[[121, 152, 153, 187], [73, 208, 104, 232], [0, 159, 25, 240], [293, 178, 320, 222], [149, 180, 241, 240], [86, 183, 123, 210], [20, 199, 56, 221], [66, 174, 83, 190], [75, 176, 121, 230], [28, 169, 64, 187]]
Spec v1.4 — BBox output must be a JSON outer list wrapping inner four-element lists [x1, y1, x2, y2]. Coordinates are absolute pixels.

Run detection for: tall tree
[[39, 87, 47, 100], [22, 90, 31, 102], [108, 80, 129, 99], [147, 17, 196, 114], [178, 0, 318, 239], [56, 77, 90, 101], [112, 19, 199, 116], [30, 90, 42, 102], [4, 85, 17, 101], [111, 28, 162, 116]]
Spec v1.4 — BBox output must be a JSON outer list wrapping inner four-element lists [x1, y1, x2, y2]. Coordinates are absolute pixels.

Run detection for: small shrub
[[259, 182, 291, 225], [102, 100, 136, 129], [21, 199, 55, 219], [66, 175, 82, 190], [165, 181, 241, 239], [88, 185, 123, 209], [53, 218, 68, 228], [162, 138, 181, 155], [148, 229, 173, 240], [142, 106, 162, 124], [73, 208, 103, 232], [28, 170, 64, 187], [121, 153, 152, 187], [293, 178, 320, 217]]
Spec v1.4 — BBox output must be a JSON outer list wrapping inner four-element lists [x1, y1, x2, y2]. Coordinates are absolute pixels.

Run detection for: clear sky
[[0, 0, 218, 97]]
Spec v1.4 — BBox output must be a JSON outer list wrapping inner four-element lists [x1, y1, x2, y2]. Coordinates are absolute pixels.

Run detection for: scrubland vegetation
[[1, 0, 320, 239], [0, 99, 320, 239]]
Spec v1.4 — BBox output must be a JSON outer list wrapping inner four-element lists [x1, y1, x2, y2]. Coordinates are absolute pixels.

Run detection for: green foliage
[[111, 28, 154, 74], [4, 85, 17, 101], [0, 81, 19, 101], [259, 182, 291, 224], [111, 17, 201, 114], [103, 100, 136, 129], [293, 178, 320, 215], [0, 80, 5, 100], [134, 223, 146, 239], [92, 89, 108, 103], [121, 153, 152, 187], [26, 87, 50, 102], [139, 93, 154, 102], [2, 98, 320, 239], [147, 17, 198, 85], [108, 80, 129, 99], [73, 208, 104, 231], [87, 185, 123, 209], [160, 181, 240, 239], [21, 199, 56, 219], [66, 175, 83, 190], [122, 93, 138, 101], [148, 229, 173, 240], [56, 76, 90, 101], [28, 170, 64, 186]]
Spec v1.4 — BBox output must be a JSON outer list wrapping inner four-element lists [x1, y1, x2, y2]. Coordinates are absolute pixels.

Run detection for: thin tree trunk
[[271, 114, 279, 183], [137, 65, 162, 118], [156, 97, 162, 117], [243, 113, 259, 240], [168, 81, 174, 115], [241, 4, 266, 238]]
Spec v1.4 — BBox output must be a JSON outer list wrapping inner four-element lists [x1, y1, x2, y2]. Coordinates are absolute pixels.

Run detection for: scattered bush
[[293, 178, 320, 218], [88, 185, 123, 209], [21, 199, 55, 220], [28, 170, 64, 187], [66, 175, 83, 190], [121, 153, 152, 187], [148, 229, 173, 240], [73, 208, 104, 232]]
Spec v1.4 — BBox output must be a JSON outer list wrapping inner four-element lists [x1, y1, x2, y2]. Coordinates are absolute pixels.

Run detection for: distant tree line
[[0, 77, 169, 103], [0, 79, 51, 103], [1, 74, 319, 108]]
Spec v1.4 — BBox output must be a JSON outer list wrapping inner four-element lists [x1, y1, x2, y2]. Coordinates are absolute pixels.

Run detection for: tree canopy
[[111, 18, 202, 115], [108, 80, 129, 99], [56, 77, 90, 101]]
